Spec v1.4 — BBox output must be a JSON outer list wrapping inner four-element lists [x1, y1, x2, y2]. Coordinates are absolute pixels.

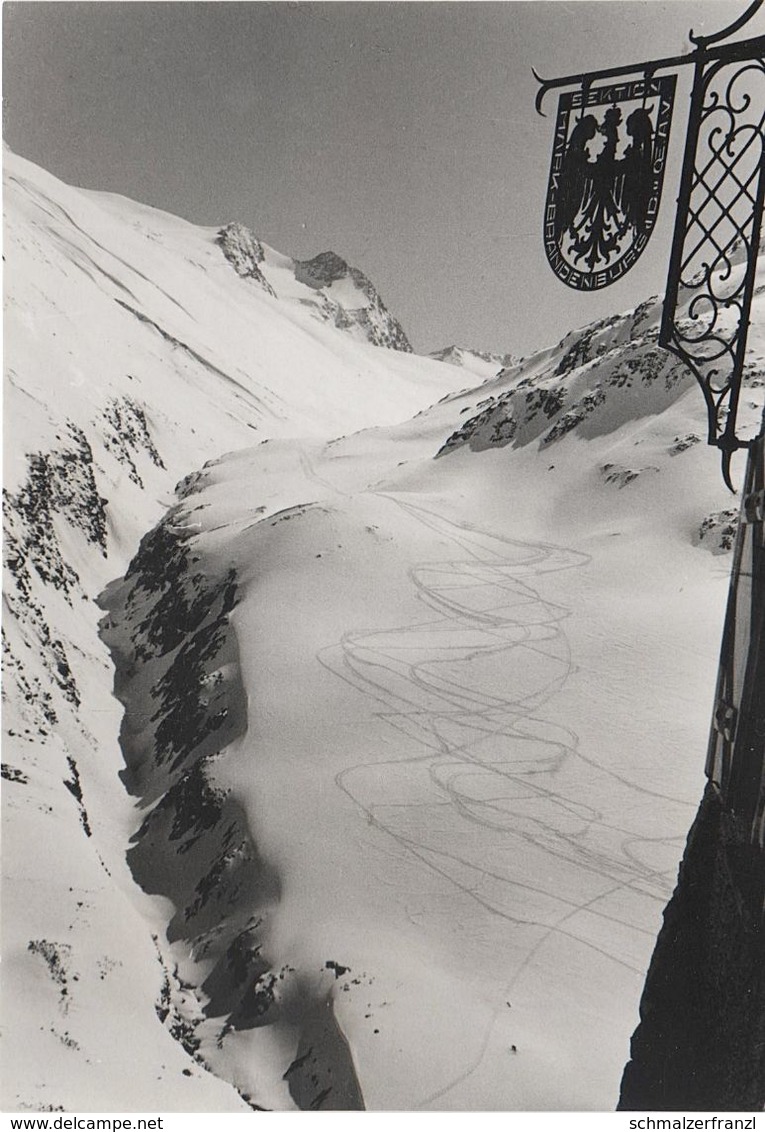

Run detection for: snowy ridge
[[2, 399, 251, 1110], [436, 293, 765, 458], [213, 224, 412, 355], [4, 146, 457, 465], [429, 344, 517, 379]]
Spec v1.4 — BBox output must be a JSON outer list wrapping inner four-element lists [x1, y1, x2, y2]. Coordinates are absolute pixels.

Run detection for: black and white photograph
[[2, 0, 764, 1116]]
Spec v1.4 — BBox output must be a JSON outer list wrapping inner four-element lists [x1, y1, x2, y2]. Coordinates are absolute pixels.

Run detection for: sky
[[4, 0, 765, 356]]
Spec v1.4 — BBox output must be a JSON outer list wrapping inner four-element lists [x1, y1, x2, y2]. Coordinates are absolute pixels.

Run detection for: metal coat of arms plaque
[[544, 76, 677, 290]]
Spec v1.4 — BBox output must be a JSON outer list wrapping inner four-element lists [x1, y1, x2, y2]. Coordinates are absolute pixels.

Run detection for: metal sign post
[[536, 7, 765, 1107], [536, 1, 765, 859], [535, 2, 765, 486], [707, 436, 765, 857], [660, 30, 765, 489]]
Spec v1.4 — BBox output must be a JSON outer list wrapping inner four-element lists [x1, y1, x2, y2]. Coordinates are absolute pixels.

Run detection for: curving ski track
[[302, 452, 685, 1105]]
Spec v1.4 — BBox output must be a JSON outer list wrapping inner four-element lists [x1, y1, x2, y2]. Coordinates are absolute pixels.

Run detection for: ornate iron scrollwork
[[536, 20, 765, 488], [659, 48, 765, 488], [536, 0, 765, 878]]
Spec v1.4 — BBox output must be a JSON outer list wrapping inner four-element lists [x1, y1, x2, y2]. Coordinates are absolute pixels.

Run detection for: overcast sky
[[5, 1, 764, 355]]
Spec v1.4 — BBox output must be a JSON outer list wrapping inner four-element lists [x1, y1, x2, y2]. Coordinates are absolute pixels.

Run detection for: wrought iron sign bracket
[[744, 487, 765, 522], [535, 3, 765, 488], [533, 34, 765, 118]]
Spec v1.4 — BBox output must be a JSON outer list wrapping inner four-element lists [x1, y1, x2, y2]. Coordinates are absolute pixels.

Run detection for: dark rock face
[[295, 251, 413, 353], [99, 485, 365, 1110], [100, 504, 247, 802], [283, 998, 366, 1111], [100, 397, 166, 488], [216, 223, 276, 297], [4, 423, 107, 598], [619, 783, 765, 1111], [295, 251, 353, 289], [2, 423, 107, 727], [435, 301, 691, 458], [3, 404, 168, 734]]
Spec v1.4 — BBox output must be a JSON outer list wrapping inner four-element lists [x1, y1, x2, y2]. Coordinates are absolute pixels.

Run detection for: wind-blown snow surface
[[2, 148, 470, 1112], [96, 266, 763, 1106], [4, 146, 765, 1111]]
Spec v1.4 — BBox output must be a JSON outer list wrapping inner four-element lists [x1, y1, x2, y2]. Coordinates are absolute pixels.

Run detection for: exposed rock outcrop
[[98, 479, 365, 1111], [295, 251, 413, 352], [436, 304, 692, 457], [216, 223, 276, 297]]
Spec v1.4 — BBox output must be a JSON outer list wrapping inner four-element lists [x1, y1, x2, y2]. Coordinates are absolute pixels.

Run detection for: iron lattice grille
[[660, 49, 765, 482]]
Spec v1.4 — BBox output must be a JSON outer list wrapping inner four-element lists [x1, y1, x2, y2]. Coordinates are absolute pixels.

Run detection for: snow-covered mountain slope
[[94, 256, 764, 1110], [436, 292, 764, 458], [213, 224, 413, 352], [5, 144, 764, 1112], [2, 148, 470, 1112], [292, 249, 413, 352], [429, 344, 517, 380], [5, 146, 463, 468]]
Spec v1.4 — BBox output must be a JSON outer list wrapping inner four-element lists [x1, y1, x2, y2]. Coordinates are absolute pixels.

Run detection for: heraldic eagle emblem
[[543, 76, 677, 290]]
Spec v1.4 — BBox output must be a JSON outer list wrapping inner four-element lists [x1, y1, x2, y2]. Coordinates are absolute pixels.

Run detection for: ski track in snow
[[302, 449, 686, 1105]]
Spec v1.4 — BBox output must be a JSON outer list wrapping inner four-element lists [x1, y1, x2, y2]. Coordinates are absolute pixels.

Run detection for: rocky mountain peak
[[429, 344, 517, 377], [294, 250, 352, 290], [216, 223, 275, 297], [294, 250, 413, 353]]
